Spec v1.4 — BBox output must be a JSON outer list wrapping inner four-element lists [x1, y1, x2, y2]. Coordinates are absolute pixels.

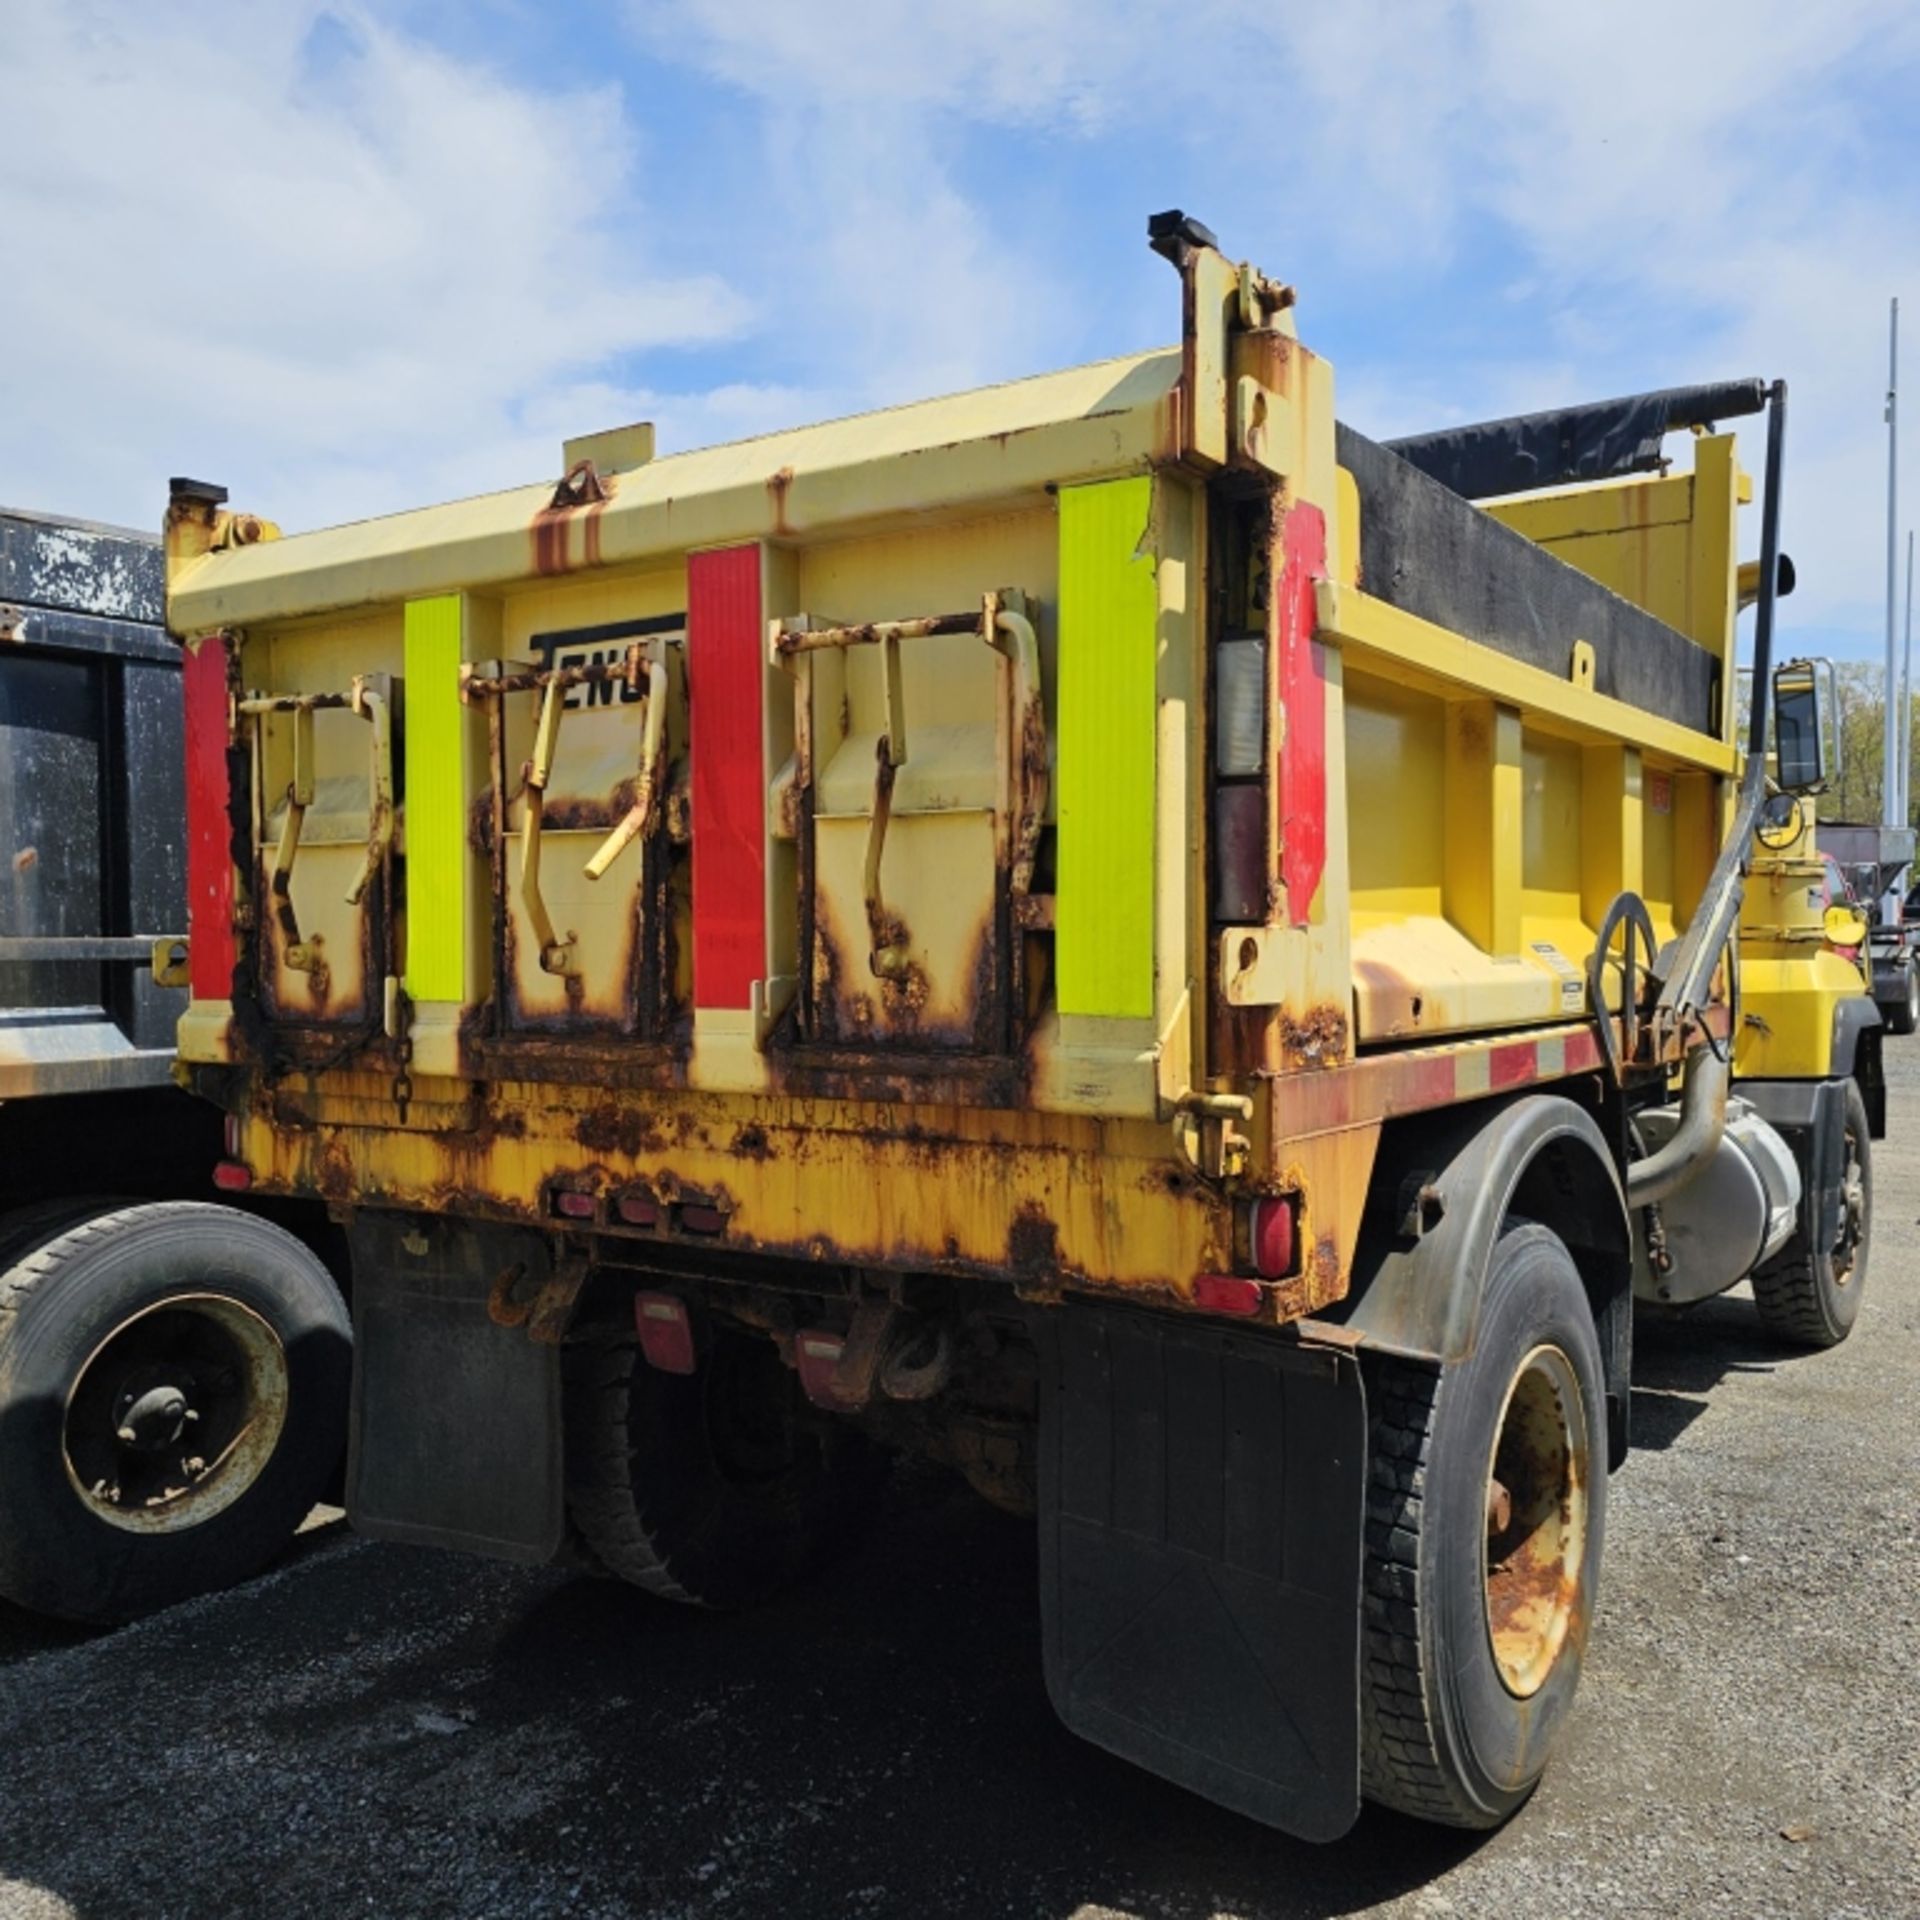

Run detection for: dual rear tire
[[565, 1325, 888, 1608]]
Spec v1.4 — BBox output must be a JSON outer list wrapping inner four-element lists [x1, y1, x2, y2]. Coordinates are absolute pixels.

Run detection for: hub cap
[[64, 1295, 288, 1534], [1483, 1344, 1589, 1698]]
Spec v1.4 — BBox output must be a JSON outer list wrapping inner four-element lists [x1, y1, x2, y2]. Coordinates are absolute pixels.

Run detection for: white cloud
[[644, 0, 1920, 650], [6, 0, 1917, 661], [0, 4, 746, 533]]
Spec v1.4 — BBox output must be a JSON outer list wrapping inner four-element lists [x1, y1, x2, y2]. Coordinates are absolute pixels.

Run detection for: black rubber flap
[[347, 1212, 564, 1565], [1336, 421, 1718, 735], [1036, 1305, 1366, 1839]]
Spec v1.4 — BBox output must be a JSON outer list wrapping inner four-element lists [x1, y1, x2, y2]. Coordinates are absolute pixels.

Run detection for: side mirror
[[1823, 903, 1867, 949], [1772, 658, 1833, 794]]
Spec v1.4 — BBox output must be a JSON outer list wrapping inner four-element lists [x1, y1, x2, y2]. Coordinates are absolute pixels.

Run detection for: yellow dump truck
[[163, 212, 1878, 1839]]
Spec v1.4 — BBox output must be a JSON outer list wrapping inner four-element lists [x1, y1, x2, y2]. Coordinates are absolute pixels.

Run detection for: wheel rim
[[1832, 1118, 1867, 1287], [63, 1294, 288, 1535], [1482, 1343, 1589, 1699]]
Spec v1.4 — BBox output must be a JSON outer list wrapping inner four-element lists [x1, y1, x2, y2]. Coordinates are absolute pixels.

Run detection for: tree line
[[1823, 662, 1920, 825]]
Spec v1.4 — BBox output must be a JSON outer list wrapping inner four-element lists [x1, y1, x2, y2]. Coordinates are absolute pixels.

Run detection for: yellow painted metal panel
[[1346, 672, 1445, 922], [403, 594, 465, 1002], [1641, 762, 1679, 942], [1443, 699, 1522, 955], [1580, 744, 1643, 928], [1522, 729, 1584, 920], [1318, 581, 1737, 773], [171, 350, 1180, 632], [1057, 477, 1157, 1018]]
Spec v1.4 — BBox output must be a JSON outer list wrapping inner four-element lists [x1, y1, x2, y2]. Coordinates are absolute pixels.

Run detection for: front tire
[[1751, 1077, 1871, 1349], [1360, 1222, 1608, 1828], [0, 1202, 350, 1623], [565, 1325, 888, 1608]]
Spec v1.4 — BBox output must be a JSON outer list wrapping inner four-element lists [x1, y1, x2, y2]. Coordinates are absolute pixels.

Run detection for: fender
[[1316, 1092, 1633, 1462], [1829, 998, 1885, 1139], [1737, 1077, 1851, 1267]]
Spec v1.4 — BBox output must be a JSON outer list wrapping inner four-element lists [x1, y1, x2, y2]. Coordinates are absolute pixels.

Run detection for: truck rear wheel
[[1751, 1077, 1871, 1348], [1360, 1222, 1607, 1828], [565, 1326, 888, 1608], [0, 1202, 350, 1623]]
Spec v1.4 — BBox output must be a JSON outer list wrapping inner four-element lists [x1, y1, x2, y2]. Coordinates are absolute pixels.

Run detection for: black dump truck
[[0, 505, 347, 1623]]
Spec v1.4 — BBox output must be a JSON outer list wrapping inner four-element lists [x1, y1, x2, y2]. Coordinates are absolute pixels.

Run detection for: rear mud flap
[[347, 1213, 565, 1565], [1034, 1305, 1366, 1840]]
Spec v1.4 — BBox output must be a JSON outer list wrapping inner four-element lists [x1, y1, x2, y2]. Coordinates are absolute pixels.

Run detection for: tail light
[[1249, 1195, 1298, 1279], [551, 1188, 596, 1221], [211, 1160, 252, 1193], [614, 1191, 660, 1227], [634, 1293, 697, 1375], [795, 1331, 848, 1406], [1213, 632, 1268, 923], [1214, 636, 1266, 776]]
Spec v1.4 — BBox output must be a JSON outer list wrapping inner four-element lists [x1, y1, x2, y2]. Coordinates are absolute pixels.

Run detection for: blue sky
[[4, 1, 1919, 664]]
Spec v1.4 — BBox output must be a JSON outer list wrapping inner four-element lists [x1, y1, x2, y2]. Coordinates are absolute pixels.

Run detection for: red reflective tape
[[1564, 1028, 1603, 1074], [688, 546, 765, 1009], [182, 634, 235, 1001], [1276, 503, 1328, 926], [1490, 1042, 1537, 1090], [1410, 1055, 1459, 1110], [1193, 1273, 1265, 1317]]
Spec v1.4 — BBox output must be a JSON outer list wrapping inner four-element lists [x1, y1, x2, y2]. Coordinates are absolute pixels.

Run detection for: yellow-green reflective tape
[[403, 594, 465, 1001], [1056, 476, 1156, 1018]]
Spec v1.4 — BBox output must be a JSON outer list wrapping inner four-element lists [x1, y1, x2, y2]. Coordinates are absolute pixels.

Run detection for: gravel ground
[[3, 1054, 1918, 1920]]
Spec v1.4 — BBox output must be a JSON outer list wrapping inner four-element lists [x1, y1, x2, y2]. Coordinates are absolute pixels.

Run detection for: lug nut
[[1487, 1478, 1513, 1535]]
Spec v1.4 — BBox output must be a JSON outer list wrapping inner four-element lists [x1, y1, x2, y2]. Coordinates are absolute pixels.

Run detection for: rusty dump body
[[166, 227, 1760, 1345], [165, 213, 1838, 1839]]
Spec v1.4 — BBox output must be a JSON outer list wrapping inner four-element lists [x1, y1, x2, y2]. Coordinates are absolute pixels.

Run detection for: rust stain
[[468, 789, 497, 854], [487, 1262, 535, 1328], [1309, 1233, 1341, 1303], [303, 935, 333, 1012], [1278, 1001, 1349, 1069], [313, 1136, 354, 1203], [1007, 1202, 1061, 1281], [12, 846, 35, 872], [573, 1102, 666, 1159], [531, 508, 572, 577], [767, 465, 795, 536]]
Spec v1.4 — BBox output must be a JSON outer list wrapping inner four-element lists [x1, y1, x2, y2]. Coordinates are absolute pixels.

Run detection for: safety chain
[[389, 985, 415, 1123]]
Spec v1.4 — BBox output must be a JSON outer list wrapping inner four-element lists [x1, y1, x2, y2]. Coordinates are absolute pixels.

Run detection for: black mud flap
[[1035, 1305, 1366, 1840], [346, 1212, 565, 1565]]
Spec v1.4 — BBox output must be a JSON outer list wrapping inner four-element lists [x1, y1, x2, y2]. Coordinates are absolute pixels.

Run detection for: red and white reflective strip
[[687, 545, 766, 1010], [1281, 1022, 1621, 1136], [181, 633, 236, 1002]]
